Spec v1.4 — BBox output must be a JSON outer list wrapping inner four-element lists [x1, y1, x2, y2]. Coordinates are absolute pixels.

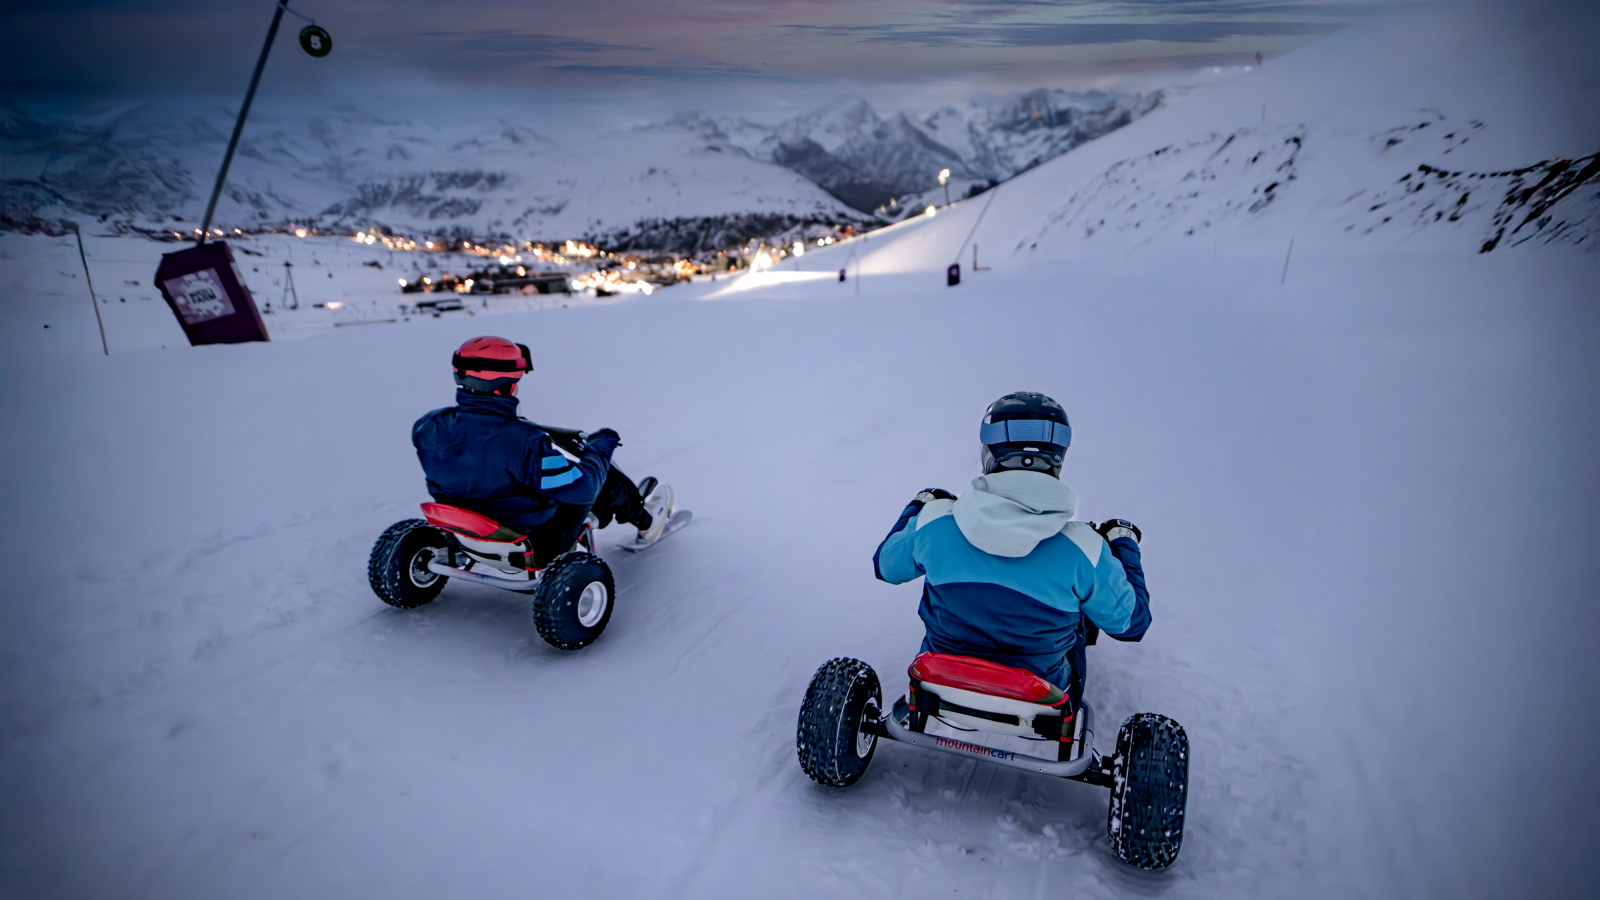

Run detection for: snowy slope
[[790, 5, 1600, 271], [2, 4, 1598, 900]]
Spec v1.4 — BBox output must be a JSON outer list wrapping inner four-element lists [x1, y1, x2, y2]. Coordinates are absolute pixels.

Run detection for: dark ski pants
[[524, 465, 647, 566]]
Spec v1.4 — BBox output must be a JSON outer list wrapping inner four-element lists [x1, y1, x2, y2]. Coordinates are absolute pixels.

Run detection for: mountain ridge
[[1, 86, 1163, 248], [644, 89, 1164, 213]]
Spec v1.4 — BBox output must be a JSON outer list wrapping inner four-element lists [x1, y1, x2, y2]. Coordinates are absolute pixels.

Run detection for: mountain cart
[[368, 426, 688, 650], [796, 650, 1189, 869]]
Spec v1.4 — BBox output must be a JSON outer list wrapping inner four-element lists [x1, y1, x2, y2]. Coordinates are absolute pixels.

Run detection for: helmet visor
[[979, 418, 1070, 448]]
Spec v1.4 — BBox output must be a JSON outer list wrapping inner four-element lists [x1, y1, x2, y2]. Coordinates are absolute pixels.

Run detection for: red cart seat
[[910, 652, 1068, 707], [421, 503, 528, 543]]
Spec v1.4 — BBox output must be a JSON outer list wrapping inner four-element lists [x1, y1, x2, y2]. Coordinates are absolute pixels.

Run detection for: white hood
[[951, 470, 1079, 558]]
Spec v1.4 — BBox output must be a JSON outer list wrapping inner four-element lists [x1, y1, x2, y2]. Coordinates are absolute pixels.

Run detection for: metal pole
[[197, 0, 289, 245], [282, 259, 299, 309], [74, 226, 110, 355], [952, 183, 1000, 269]]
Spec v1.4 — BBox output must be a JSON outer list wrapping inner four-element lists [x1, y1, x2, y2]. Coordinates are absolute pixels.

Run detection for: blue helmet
[[980, 392, 1071, 477]]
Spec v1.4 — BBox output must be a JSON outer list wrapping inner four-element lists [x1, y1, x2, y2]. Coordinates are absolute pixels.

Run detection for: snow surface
[[3, 3, 1598, 898]]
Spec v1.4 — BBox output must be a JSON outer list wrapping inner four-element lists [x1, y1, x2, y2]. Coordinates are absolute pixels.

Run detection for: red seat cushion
[[910, 652, 1067, 706], [420, 503, 526, 542]]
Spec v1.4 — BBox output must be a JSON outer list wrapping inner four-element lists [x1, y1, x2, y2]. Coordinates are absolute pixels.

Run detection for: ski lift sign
[[167, 269, 235, 324], [155, 241, 270, 345]]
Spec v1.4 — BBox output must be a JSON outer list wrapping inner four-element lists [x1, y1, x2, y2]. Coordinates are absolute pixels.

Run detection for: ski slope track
[[2, 4, 1597, 898]]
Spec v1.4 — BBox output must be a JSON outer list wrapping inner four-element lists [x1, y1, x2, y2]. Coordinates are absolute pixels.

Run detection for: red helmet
[[453, 336, 531, 394]]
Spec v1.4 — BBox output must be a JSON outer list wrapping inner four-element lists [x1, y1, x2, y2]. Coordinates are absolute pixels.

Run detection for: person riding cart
[[872, 391, 1151, 699], [794, 392, 1184, 871], [412, 336, 673, 564], [367, 335, 688, 652]]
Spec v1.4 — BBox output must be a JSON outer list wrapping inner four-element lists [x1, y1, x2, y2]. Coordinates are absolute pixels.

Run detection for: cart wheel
[[796, 658, 882, 788], [531, 552, 615, 650], [1108, 713, 1189, 869], [369, 519, 449, 609]]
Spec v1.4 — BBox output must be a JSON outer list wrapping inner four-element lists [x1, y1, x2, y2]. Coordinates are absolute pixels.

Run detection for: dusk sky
[[1, 1, 1432, 117]]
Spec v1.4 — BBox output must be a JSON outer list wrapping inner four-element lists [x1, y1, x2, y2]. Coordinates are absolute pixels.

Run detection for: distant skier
[[872, 392, 1150, 696], [412, 336, 674, 561]]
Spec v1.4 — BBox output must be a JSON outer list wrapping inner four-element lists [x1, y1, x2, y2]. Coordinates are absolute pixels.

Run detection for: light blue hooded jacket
[[873, 470, 1150, 691]]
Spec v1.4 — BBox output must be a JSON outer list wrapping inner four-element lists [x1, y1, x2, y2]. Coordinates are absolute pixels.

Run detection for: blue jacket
[[873, 471, 1150, 691], [412, 391, 612, 533]]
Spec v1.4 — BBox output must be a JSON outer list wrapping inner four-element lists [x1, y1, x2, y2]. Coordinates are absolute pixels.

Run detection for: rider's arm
[[873, 499, 927, 584], [524, 432, 610, 506], [1078, 536, 1151, 641]]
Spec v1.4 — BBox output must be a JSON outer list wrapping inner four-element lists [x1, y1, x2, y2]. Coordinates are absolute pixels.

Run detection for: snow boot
[[632, 482, 675, 547]]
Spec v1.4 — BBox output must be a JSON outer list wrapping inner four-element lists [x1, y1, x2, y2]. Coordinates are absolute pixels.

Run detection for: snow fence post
[[72, 225, 109, 356]]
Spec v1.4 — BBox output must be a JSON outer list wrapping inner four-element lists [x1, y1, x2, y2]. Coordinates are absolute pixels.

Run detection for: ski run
[[2, 3, 1596, 898]]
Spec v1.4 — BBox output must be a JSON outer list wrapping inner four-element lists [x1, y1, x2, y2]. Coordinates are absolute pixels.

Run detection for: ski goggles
[[980, 418, 1071, 449], [453, 343, 532, 373]]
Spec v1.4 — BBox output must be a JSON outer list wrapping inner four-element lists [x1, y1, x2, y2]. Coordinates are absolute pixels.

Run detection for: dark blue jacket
[[412, 391, 612, 533]]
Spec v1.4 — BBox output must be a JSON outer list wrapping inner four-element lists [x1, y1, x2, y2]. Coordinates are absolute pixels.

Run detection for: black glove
[[913, 487, 957, 505], [585, 428, 620, 458], [1095, 518, 1142, 544]]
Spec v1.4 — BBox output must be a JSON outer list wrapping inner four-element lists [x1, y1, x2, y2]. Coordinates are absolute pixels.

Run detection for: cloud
[[550, 63, 811, 83], [783, 19, 1348, 48], [940, 0, 1406, 14], [934, 0, 1073, 21], [1, 0, 1392, 93], [926, 0, 1415, 26], [418, 30, 652, 60]]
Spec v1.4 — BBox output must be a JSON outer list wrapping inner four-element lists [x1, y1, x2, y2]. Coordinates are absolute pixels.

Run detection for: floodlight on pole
[[197, 0, 331, 245], [939, 168, 952, 207]]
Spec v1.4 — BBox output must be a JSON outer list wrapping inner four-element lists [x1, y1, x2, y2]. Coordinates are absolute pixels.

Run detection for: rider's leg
[[590, 465, 650, 530], [1065, 631, 1087, 698], [524, 502, 592, 567], [524, 470, 654, 564]]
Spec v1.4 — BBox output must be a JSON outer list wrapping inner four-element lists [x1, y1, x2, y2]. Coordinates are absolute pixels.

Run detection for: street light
[[197, 1, 332, 245], [939, 169, 951, 207], [151, 1, 332, 348]]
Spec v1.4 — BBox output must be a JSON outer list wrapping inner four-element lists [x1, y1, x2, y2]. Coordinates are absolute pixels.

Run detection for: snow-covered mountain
[[0, 103, 869, 250], [771, 29, 1599, 271], [646, 90, 1162, 214], [1, 87, 1160, 249]]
